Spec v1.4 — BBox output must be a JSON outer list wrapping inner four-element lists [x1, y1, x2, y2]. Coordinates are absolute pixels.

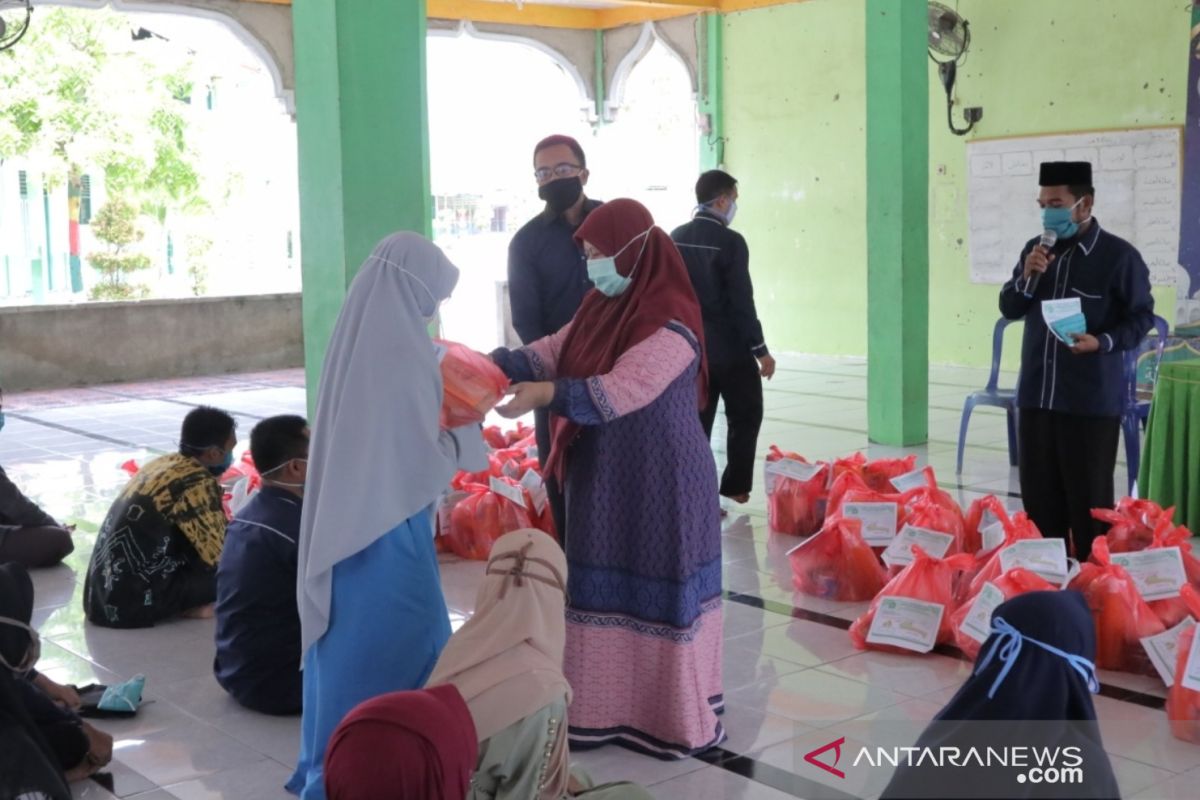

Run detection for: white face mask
[[0, 615, 40, 673], [260, 458, 307, 490]]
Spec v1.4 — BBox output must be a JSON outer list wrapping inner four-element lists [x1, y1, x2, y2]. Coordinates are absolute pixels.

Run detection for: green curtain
[[1140, 360, 1200, 532]]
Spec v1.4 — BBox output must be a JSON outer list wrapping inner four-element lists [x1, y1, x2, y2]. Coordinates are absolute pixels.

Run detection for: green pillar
[[865, 0, 929, 446], [292, 0, 433, 412], [699, 13, 724, 171]]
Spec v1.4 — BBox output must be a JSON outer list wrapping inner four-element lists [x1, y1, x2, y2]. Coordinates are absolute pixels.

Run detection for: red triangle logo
[[804, 736, 847, 779]]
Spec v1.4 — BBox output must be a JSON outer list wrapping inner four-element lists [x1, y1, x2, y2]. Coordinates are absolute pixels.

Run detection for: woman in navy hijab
[[881, 591, 1119, 800]]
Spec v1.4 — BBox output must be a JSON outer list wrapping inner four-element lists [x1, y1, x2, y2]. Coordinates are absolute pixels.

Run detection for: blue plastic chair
[[1121, 314, 1169, 496], [957, 318, 1020, 474]]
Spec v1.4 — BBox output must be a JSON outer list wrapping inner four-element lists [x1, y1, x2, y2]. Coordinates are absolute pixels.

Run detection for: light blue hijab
[[297, 232, 478, 657]]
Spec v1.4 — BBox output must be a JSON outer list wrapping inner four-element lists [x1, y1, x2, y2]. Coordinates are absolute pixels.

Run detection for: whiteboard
[[966, 128, 1181, 285]]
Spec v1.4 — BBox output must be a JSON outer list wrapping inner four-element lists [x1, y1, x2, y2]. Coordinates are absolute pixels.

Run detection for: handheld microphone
[[1025, 229, 1057, 296]]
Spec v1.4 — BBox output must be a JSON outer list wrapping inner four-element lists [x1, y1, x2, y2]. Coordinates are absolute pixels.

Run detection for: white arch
[[605, 21, 696, 123], [36, 0, 293, 114], [430, 20, 595, 123]]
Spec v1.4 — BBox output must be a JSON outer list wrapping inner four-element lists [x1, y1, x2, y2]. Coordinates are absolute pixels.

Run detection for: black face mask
[[538, 177, 583, 214]]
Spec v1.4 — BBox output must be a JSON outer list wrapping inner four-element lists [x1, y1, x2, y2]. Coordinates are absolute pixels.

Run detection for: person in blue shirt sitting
[[214, 414, 308, 715]]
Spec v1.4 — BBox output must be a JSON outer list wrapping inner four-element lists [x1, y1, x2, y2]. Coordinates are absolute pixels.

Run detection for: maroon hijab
[[324, 685, 478, 800], [546, 198, 706, 481]]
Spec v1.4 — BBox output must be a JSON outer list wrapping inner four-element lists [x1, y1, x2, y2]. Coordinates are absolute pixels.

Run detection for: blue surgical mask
[[724, 201, 738, 225], [1042, 198, 1085, 239], [208, 449, 234, 478], [586, 228, 653, 298]]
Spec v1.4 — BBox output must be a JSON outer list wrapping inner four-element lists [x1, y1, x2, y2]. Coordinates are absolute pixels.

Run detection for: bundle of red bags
[[482, 422, 534, 450], [849, 547, 975, 654], [437, 339, 510, 429], [950, 568, 1057, 659], [443, 480, 536, 560], [765, 447, 828, 536], [1167, 585, 1200, 743], [789, 516, 888, 601], [1070, 537, 1166, 675]]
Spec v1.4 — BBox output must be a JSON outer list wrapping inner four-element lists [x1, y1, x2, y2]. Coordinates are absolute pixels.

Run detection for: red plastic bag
[[902, 486, 968, 556], [1091, 498, 1174, 553], [960, 511, 1044, 603], [964, 495, 1012, 556], [1070, 537, 1167, 674], [863, 456, 919, 492], [1121, 516, 1200, 628], [482, 423, 535, 450], [790, 516, 888, 601], [219, 451, 260, 490], [849, 547, 975, 653], [444, 482, 534, 561], [950, 568, 1057, 660], [765, 447, 828, 536], [831, 453, 918, 495], [1167, 585, 1200, 743], [436, 340, 510, 429], [826, 470, 907, 524]]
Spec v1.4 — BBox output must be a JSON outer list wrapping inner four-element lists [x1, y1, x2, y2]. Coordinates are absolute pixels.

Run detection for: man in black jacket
[[999, 161, 1154, 562], [672, 170, 774, 505], [507, 135, 602, 540]]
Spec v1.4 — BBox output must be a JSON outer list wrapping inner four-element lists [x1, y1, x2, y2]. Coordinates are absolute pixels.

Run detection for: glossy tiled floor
[[4, 357, 1195, 799]]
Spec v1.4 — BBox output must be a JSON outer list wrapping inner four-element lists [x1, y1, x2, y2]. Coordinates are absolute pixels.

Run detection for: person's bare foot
[[181, 603, 215, 620]]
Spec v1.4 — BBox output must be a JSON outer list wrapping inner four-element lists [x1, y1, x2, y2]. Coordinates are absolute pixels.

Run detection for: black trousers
[[1017, 408, 1120, 563], [699, 356, 764, 499], [0, 525, 74, 568], [534, 407, 567, 546]]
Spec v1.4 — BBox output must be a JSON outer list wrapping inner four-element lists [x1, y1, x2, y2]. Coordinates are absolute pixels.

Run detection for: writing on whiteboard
[[966, 129, 1182, 286]]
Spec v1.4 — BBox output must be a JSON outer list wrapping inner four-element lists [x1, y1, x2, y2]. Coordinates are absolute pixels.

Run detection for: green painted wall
[[725, 0, 1190, 368]]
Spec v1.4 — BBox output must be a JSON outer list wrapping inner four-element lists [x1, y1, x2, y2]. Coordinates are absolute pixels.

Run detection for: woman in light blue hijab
[[287, 233, 487, 800]]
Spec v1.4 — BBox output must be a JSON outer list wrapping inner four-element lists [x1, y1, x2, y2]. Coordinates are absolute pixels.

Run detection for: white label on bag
[[1110, 548, 1188, 602], [843, 502, 899, 546], [766, 458, 825, 483], [980, 520, 1006, 553], [489, 476, 526, 508], [961, 582, 1007, 644], [1142, 618, 1197, 687], [881, 525, 955, 569], [1180, 625, 1200, 693], [890, 468, 928, 493], [519, 471, 547, 515], [866, 597, 945, 653], [998, 539, 1068, 584]]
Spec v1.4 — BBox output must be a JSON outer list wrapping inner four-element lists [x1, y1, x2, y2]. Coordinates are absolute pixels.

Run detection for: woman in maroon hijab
[[493, 198, 724, 759], [324, 685, 478, 800]]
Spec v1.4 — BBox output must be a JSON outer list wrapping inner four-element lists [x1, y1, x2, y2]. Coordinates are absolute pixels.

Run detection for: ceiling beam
[[237, 0, 805, 30]]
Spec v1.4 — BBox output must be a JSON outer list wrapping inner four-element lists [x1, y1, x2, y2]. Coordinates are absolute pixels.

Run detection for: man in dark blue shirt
[[999, 161, 1154, 562], [214, 414, 308, 715], [672, 170, 775, 505], [507, 135, 601, 540]]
